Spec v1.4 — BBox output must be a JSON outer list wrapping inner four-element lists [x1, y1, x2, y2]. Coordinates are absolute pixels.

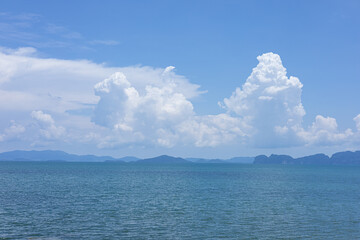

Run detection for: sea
[[1, 162, 360, 239]]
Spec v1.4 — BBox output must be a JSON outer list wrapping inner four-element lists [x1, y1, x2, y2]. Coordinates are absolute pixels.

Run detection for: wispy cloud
[[45, 23, 82, 39], [89, 40, 120, 46], [0, 12, 40, 21], [0, 12, 117, 50], [0, 22, 40, 41]]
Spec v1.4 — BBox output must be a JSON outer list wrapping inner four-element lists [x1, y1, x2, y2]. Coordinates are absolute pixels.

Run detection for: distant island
[[0, 150, 360, 165], [138, 155, 189, 164], [0, 150, 123, 162], [254, 151, 360, 165], [0, 150, 253, 164]]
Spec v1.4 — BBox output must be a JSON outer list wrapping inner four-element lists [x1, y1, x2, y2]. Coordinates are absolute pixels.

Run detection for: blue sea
[[1, 162, 360, 239]]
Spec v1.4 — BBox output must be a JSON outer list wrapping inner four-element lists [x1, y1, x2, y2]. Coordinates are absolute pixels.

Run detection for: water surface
[[1, 162, 360, 239]]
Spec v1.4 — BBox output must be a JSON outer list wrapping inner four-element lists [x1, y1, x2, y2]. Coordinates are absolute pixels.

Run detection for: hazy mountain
[[330, 151, 360, 165], [226, 157, 254, 164], [254, 151, 360, 165], [0, 150, 120, 162], [186, 157, 254, 164], [295, 154, 330, 165], [254, 154, 293, 164], [1, 150, 359, 165], [186, 158, 226, 163], [137, 155, 190, 163], [119, 156, 140, 162], [106, 156, 139, 162]]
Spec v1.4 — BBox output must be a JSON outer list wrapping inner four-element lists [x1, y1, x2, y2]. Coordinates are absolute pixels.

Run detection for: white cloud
[[0, 121, 26, 142], [221, 52, 305, 147], [0, 111, 66, 146], [177, 114, 248, 147], [31, 111, 65, 140], [354, 114, 360, 131], [0, 48, 201, 115], [31, 110, 55, 124], [0, 47, 358, 151], [0, 47, 109, 111], [220, 52, 357, 148], [92, 70, 204, 147], [0, 47, 207, 148], [90, 68, 250, 148], [92, 69, 196, 129], [297, 115, 353, 146], [0, 46, 37, 56]]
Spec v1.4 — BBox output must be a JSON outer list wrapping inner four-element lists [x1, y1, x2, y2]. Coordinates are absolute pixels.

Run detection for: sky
[[0, 0, 359, 158]]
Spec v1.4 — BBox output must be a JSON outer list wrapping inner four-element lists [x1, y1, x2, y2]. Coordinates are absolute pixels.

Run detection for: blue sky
[[0, 0, 359, 158]]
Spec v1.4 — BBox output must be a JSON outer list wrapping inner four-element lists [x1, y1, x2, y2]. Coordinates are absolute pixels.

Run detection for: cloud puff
[[0, 46, 37, 56], [92, 69, 196, 130], [0, 121, 26, 142], [0, 111, 65, 144], [220, 52, 359, 148], [31, 110, 65, 140], [31, 110, 55, 124], [297, 115, 353, 146], [221, 52, 305, 147], [177, 114, 248, 147], [91, 69, 240, 148]]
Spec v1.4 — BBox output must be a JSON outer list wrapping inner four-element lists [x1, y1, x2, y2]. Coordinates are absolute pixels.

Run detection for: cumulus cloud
[[221, 52, 305, 147], [219, 52, 357, 148], [0, 111, 65, 144], [0, 47, 205, 148], [91, 68, 196, 131], [0, 46, 359, 151], [91, 69, 241, 147], [177, 114, 248, 147], [0, 121, 26, 142], [31, 111, 65, 140], [297, 115, 353, 145], [31, 110, 55, 124]]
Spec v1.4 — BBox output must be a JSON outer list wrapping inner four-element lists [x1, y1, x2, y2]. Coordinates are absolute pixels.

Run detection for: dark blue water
[[1, 162, 360, 239]]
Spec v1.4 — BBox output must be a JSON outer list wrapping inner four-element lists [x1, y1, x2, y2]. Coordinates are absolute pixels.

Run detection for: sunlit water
[[1, 162, 360, 239]]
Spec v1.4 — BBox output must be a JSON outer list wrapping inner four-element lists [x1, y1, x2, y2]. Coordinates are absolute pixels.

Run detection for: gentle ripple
[[1, 162, 360, 239]]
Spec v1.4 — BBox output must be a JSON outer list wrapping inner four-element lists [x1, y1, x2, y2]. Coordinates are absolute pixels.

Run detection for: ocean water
[[1, 162, 360, 239]]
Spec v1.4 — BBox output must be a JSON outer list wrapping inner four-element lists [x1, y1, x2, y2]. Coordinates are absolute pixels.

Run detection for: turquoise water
[[1, 162, 360, 239]]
